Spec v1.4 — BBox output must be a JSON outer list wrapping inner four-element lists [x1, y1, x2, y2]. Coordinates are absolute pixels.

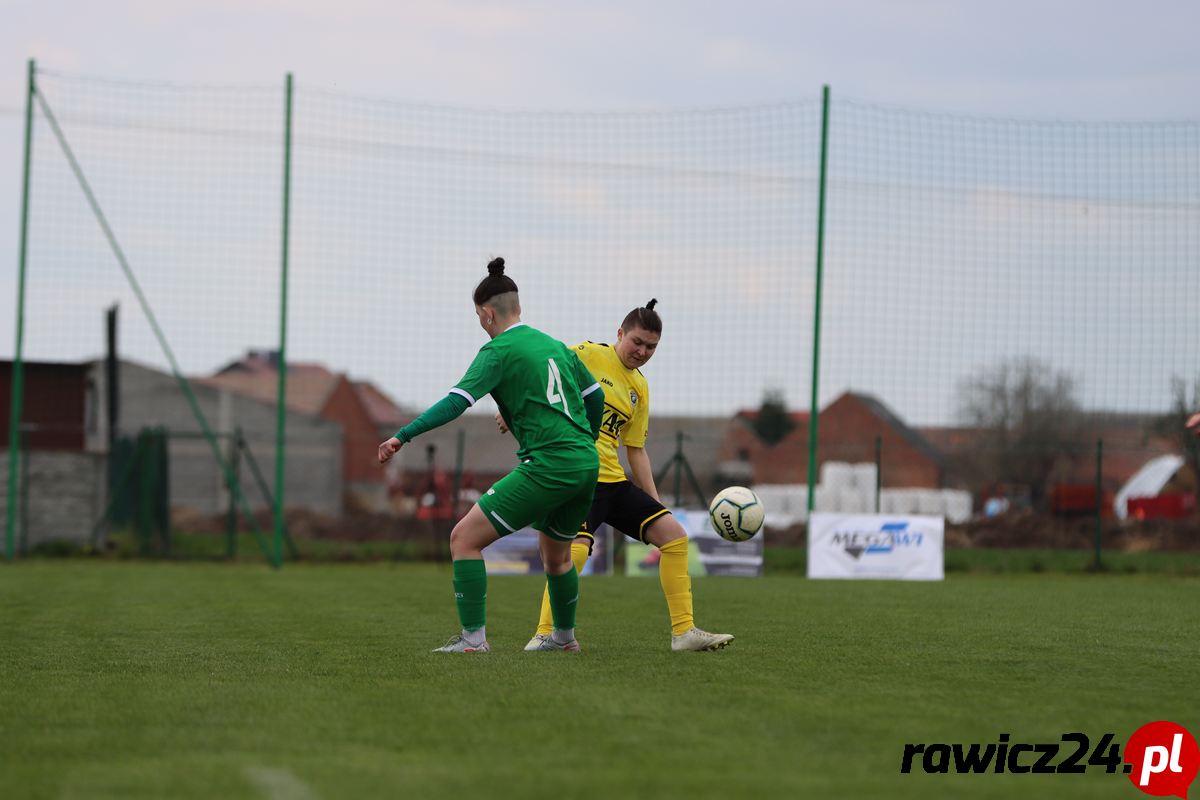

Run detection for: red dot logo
[[1125, 721, 1200, 798]]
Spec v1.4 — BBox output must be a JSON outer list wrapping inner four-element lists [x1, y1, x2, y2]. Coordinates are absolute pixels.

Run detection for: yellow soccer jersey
[[573, 341, 650, 484]]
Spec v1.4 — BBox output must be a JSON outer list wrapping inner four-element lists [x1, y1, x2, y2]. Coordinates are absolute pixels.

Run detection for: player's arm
[[625, 445, 661, 502], [378, 347, 500, 463], [571, 351, 605, 439], [623, 377, 654, 494], [378, 393, 470, 463], [582, 385, 604, 439], [1188, 412, 1200, 437], [396, 393, 472, 443]]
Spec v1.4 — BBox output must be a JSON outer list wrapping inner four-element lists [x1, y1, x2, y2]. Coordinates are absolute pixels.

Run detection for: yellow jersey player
[[501, 300, 734, 652]]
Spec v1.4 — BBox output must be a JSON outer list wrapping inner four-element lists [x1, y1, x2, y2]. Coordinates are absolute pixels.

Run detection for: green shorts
[[477, 462, 599, 542]]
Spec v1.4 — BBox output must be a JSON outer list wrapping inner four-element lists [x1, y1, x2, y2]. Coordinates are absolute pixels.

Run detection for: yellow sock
[[659, 536, 694, 635], [535, 541, 591, 635]]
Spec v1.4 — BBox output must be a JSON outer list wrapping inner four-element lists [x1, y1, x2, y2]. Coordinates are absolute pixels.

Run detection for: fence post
[[874, 435, 882, 513], [18, 427, 29, 555], [806, 84, 831, 515], [6, 59, 36, 561], [273, 72, 295, 569], [227, 429, 242, 559], [155, 428, 170, 557], [1093, 438, 1104, 569], [451, 429, 465, 517], [673, 431, 684, 507]]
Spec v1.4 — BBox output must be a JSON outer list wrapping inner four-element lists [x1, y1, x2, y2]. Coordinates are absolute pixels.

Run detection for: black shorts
[[577, 480, 672, 551]]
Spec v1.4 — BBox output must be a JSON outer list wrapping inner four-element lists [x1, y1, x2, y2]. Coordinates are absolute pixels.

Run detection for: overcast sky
[[4, 1, 1198, 115], [3, 1, 1198, 424]]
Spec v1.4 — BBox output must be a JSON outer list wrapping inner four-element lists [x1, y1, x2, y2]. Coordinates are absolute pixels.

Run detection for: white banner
[[807, 513, 943, 581]]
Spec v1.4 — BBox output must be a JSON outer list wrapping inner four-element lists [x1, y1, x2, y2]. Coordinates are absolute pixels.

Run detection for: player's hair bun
[[621, 297, 663, 334], [474, 257, 517, 305]]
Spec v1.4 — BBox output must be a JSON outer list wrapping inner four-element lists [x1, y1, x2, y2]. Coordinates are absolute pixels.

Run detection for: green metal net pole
[[274, 73, 294, 569], [1094, 438, 1104, 569], [673, 431, 684, 508], [6, 59, 36, 562], [874, 435, 882, 513], [451, 429, 465, 518], [227, 429, 242, 560], [806, 85, 830, 515]]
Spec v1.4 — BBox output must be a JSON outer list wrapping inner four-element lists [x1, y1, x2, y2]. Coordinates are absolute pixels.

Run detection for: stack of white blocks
[[751, 461, 973, 528]]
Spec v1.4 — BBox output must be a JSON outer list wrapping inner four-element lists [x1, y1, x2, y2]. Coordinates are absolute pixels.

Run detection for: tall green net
[[6, 65, 1198, 559], [290, 90, 822, 540], [10, 69, 293, 560], [816, 101, 1199, 547], [290, 89, 820, 416], [824, 102, 1199, 424], [25, 70, 284, 369]]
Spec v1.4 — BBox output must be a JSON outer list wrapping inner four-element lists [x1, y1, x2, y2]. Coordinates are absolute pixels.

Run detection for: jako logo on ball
[[1125, 721, 1199, 798]]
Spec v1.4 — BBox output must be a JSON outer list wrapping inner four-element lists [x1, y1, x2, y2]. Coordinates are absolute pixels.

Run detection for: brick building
[[719, 391, 955, 489], [203, 350, 412, 510], [0, 361, 103, 549]]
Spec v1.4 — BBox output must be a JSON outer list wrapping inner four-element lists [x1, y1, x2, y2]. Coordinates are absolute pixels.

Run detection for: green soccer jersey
[[453, 323, 601, 469]]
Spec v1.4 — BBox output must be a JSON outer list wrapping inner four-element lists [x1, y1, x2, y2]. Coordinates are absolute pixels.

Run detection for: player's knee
[[449, 520, 479, 558], [448, 524, 467, 557], [544, 552, 571, 574], [541, 546, 572, 575], [647, 515, 687, 548]]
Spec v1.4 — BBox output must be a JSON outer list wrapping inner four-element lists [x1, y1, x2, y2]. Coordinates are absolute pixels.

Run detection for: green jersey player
[[378, 257, 604, 653]]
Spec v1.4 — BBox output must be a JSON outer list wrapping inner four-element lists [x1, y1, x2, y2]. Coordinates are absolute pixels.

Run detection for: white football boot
[[523, 634, 552, 651], [526, 633, 581, 652], [432, 633, 491, 653], [671, 628, 734, 652]]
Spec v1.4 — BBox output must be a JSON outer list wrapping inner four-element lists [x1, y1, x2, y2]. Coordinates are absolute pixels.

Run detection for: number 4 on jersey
[[546, 358, 571, 418]]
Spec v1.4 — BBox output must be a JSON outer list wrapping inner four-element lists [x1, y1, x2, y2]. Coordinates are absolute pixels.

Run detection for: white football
[[708, 486, 764, 542]]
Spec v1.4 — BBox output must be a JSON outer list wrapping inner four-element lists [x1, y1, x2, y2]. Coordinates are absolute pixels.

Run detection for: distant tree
[[957, 357, 1085, 509], [1152, 376, 1200, 505], [751, 389, 795, 446]]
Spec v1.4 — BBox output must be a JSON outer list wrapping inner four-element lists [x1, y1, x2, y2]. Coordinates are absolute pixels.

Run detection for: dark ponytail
[[621, 298, 662, 334], [473, 257, 519, 306]]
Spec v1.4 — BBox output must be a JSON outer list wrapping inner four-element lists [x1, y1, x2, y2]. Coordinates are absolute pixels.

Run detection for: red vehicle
[[1126, 493, 1196, 520]]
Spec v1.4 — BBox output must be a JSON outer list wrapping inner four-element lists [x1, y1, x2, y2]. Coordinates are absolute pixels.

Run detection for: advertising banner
[[807, 513, 943, 580]]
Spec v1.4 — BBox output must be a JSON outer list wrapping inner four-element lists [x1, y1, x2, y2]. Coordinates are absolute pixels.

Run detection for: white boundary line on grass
[[244, 767, 320, 800]]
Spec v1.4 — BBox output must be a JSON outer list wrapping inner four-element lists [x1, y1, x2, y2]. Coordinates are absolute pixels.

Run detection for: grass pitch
[[1, 562, 1195, 799]]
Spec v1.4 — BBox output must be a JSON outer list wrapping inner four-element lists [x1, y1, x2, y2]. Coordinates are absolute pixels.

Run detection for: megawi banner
[[807, 513, 943, 581]]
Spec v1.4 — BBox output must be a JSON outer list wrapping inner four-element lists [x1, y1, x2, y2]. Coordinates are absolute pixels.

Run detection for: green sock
[[452, 559, 487, 632], [545, 566, 579, 631]]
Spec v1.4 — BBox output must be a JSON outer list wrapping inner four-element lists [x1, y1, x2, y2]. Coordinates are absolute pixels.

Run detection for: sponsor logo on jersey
[[602, 405, 630, 440]]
